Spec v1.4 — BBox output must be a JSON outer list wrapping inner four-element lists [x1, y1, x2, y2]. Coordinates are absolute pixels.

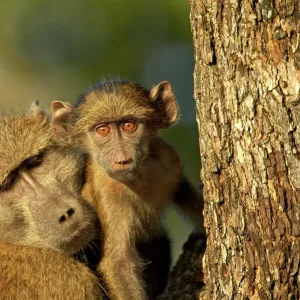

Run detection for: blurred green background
[[0, 0, 200, 260]]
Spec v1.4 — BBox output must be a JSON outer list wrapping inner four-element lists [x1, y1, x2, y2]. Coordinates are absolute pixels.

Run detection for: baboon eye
[[24, 152, 45, 169], [122, 121, 136, 132], [95, 125, 111, 136], [0, 169, 18, 191]]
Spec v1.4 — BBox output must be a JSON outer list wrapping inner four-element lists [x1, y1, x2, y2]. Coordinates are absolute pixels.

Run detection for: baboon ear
[[150, 81, 179, 127], [51, 101, 74, 143], [28, 100, 44, 117]]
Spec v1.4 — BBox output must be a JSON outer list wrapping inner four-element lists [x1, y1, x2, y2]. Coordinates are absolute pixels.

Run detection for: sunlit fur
[[0, 105, 104, 299], [0, 113, 51, 186], [0, 108, 97, 256], [0, 243, 103, 300], [80, 136, 182, 300], [51, 79, 204, 300], [76, 81, 154, 131]]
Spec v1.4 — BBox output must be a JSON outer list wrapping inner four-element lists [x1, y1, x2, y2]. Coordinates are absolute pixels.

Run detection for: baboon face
[[86, 119, 150, 182], [52, 80, 178, 182], [0, 114, 97, 256]]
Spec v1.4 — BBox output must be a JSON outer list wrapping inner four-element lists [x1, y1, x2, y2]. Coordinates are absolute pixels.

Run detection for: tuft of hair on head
[[75, 77, 131, 107]]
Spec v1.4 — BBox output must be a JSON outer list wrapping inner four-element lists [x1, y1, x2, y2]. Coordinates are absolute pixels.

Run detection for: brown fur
[[0, 104, 104, 299], [0, 112, 51, 186], [0, 243, 103, 300], [81, 137, 181, 300], [75, 80, 177, 134], [52, 80, 204, 300]]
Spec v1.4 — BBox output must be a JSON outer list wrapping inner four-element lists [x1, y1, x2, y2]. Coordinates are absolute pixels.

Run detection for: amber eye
[[95, 125, 111, 136], [122, 121, 136, 132]]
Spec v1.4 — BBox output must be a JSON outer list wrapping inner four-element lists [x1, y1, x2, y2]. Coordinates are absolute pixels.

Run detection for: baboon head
[[52, 80, 178, 182], [0, 103, 97, 255]]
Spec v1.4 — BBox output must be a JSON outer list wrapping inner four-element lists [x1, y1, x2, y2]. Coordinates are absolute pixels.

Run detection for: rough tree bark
[[159, 233, 206, 299], [188, 0, 300, 299]]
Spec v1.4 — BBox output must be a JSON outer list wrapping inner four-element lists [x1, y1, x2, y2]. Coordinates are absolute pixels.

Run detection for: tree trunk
[[159, 233, 206, 300], [189, 0, 300, 299]]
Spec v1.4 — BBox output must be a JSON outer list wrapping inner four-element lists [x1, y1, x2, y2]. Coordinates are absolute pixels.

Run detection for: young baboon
[[0, 104, 104, 299], [52, 80, 205, 300]]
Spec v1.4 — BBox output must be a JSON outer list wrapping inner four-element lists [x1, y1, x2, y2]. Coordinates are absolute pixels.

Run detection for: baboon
[[0, 103, 104, 299], [0, 243, 104, 300], [52, 80, 205, 300]]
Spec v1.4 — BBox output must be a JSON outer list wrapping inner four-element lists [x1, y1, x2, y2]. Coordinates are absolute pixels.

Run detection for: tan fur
[[77, 84, 154, 131], [82, 137, 181, 237], [83, 139, 181, 300], [0, 243, 103, 300], [52, 80, 204, 300], [0, 106, 104, 299], [0, 113, 52, 185], [72, 81, 178, 140]]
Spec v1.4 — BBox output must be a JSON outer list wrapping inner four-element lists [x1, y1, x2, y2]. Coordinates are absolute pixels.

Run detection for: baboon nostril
[[58, 215, 66, 223], [66, 208, 75, 216], [58, 208, 75, 223], [114, 158, 133, 165]]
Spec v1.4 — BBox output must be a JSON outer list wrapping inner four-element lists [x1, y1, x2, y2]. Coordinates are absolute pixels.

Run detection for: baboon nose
[[58, 208, 75, 223], [113, 158, 134, 165]]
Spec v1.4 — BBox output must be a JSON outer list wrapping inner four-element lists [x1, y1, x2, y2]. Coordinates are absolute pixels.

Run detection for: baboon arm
[[99, 236, 147, 300], [173, 176, 205, 235]]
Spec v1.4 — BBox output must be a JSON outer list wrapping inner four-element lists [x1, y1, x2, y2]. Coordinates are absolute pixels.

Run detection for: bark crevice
[[189, 0, 300, 298]]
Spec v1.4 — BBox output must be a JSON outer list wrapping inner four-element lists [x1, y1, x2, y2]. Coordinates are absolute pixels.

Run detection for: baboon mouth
[[109, 163, 138, 174], [108, 167, 138, 179], [74, 233, 102, 270], [111, 163, 135, 171], [59, 221, 95, 255], [70, 223, 92, 239]]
